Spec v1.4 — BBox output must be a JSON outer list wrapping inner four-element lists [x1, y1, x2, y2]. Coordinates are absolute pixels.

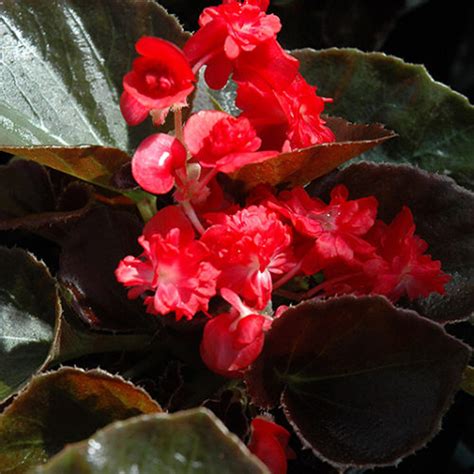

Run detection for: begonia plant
[[0, 1, 472, 473]]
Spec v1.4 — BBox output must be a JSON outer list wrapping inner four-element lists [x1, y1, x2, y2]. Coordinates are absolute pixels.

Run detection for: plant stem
[[136, 195, 157, 222], [174, 107, 184, 143], [181, 200, 206, 235]]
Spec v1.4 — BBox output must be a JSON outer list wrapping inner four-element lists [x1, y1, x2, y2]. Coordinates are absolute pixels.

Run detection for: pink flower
[[131, 133, 187, 195], [115, 206, 219, 320], [184, 110, 276, 173], [248, 418, 294, 474], [121, 37, 195, 125], [202, 205, 296, 309]]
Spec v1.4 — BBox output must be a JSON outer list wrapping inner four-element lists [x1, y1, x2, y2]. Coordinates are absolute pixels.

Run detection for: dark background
[[159, 0, 474, 101]]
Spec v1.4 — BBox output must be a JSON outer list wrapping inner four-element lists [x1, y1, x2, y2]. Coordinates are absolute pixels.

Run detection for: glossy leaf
[[309, 162, 474, 323], [0, 0, 189, 188], [294, 48, 474, 189], [231, 117, 395, 190], [0, 159, 93, 233], [37, 409, 268, 474], [246, 296, 470, 469], [0, 367, 161, 473], [48, 299, 155, 366], [58, 206, 154, 331], [0, 247, 60, 403]]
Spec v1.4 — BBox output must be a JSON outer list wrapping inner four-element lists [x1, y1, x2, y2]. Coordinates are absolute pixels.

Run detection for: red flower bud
[[248, 418, 294, 474], [131, 133, 187, 195], [200, 311, 267, 377]]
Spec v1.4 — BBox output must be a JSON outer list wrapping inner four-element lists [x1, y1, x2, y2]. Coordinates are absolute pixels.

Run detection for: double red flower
[[116, 0, 450, 387]]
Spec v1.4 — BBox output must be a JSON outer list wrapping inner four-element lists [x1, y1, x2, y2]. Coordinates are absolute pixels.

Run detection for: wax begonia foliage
[[0, 0, 470, 473]]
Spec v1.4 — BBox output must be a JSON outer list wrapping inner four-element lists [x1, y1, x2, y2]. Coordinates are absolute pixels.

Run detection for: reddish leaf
[[0, 0, 191, 189], [58, 206, 154, 331], [37, 409, 267, 474], [245, 296, 470, 470], [309, 162, 474, 323], [0, 159, 93, 233], [0, 367, 161, 472], [0, 146, 131, 190], [230, 117, 395, 190]]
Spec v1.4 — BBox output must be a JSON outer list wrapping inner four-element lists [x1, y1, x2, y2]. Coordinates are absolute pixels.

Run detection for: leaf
[[461, 366, 474, 396], [293, 48, 474, 189], [0, 367, 161, 473], [36, 408, 268, 474], [0, 159, 93, 233], [308, 162, 474, 323], [231, 117, 395, 190], [0, 0, 189, 188], [58, 206, 155, 331], [0, 247, 60, 403], [48, 298, 155, 366], [245, 296, 470, 470]]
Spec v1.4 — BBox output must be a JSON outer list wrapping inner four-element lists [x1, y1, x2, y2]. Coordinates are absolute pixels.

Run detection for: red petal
[[136, 37, 194, 81], [120, 90, 149, 126], [184, 110, 229, 156], [143, 205, 195, 244]]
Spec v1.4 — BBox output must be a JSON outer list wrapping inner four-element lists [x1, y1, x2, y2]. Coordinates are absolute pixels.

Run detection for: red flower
[[266, 185, 377, 273], [115, 206, 219, 320], [183, 1, 296, 90], [184, 110, 276, 173], [248, 418, 294, 474], [366, 207, 451, 301], [202, 205, 296, 309], [316, 207, 450, 302], [131, 133, 187, 195], [237, 73, 335, 151], [121, 37, 195, 126]]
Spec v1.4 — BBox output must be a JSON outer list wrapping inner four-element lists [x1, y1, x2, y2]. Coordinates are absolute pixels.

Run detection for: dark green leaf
[[0, 247, 60, 403], [36, 408, 268, 474], [48, 298, 155, 366], [0, 0, 189, 188], [309, 162, 474, 323], [0, 159, 93, 234], [0, 367, 161, 473], [294, 48, 474, 189], [231, 117, 395, 190], [246, 296, 470, 469], [58, 206, 154, 331]]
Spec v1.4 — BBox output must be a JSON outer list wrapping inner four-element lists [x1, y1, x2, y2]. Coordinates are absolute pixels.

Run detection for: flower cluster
[[116, 0, 449, 390]]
